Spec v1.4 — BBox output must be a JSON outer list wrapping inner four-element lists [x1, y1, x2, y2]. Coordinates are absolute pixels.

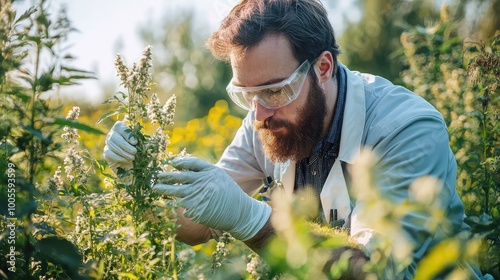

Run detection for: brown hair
[[207, 0, 340, 72]]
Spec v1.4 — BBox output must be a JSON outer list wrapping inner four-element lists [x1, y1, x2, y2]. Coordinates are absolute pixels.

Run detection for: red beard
[[254, 73, 327, 163]]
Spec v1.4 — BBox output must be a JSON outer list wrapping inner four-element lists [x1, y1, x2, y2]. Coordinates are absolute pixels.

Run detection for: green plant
[[399, 5, 500, 277], [70, 45, 183, 278], [0, 0, 98, 278], [463, 34, 500, 278]]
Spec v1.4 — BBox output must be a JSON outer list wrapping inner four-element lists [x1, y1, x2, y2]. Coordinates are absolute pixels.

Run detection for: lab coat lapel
[[274, 67, 366, 222], [320, 68, 366, 221], [274, 160, 295, 198]]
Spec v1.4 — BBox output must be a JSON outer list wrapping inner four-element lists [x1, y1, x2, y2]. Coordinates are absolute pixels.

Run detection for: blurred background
[[9, 0, 498, 161], [14, 0, 496, 108], [14, 0, 357, 112], [11, 0, 498, 160]]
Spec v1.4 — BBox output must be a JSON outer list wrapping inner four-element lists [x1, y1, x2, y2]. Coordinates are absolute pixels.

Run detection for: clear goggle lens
[[226, 60, 311, 111]]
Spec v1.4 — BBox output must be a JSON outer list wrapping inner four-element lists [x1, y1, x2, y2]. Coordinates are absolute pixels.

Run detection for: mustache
[[254, 118, 291, 130]]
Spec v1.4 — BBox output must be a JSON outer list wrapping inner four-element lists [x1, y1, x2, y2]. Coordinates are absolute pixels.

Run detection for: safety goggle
[[226, 60, 311, 111]]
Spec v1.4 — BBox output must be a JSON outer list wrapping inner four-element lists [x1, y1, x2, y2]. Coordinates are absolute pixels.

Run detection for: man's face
[[230, 35, 326, 162], [254, 73, 326, 162]]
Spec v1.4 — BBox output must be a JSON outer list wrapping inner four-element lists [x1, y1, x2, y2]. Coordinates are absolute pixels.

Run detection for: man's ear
[[315, 51, 334, 83]]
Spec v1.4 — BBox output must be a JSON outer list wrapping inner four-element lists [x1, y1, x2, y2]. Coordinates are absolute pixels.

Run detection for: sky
[[13, 0, 356, 104]]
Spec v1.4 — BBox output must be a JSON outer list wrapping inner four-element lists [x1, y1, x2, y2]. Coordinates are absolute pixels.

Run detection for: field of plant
[[0, 0, 498, 279]]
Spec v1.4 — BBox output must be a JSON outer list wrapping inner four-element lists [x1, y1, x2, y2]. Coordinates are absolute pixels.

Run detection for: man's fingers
[[156, 171, 198, 184], [153, 183, 190, 198], [107, 135, 137, 160], [103, 147, 133, 163], [170, 157, 213, 172], [113, 121, 138, 145]]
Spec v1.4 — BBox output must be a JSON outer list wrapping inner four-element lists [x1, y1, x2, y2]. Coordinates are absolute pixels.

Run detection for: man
[[103, 0, 481, 278]]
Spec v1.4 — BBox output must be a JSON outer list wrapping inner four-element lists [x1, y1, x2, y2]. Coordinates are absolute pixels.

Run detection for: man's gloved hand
[[103, 121, 138, 172], [153, 157, 272, 241]]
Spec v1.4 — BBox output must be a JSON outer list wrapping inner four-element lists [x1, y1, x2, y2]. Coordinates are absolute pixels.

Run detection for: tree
[[338, 0, 499, 82], [338, 0, 437, 82], [138, 11, 245, 124]]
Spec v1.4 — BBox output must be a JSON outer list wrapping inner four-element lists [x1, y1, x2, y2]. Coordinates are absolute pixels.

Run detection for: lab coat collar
[[337, 63, 365, 164], [276, 63, 366, 196]]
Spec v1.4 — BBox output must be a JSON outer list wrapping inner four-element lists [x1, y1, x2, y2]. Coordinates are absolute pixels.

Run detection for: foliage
[[1, 0, 498, 279], [138, 12, 244, 123], [169, 99, 242, 162], [0, 0, 98, 278], [339, 0, 500, 83], [339, 0, 438, 82], [399, 5, 500, 277]]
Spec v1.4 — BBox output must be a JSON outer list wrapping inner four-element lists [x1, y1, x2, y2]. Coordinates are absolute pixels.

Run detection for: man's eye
[[266, 88, 283, 95]]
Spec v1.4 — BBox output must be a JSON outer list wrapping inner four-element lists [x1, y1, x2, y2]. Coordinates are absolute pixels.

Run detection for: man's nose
[[254, 101, 275, 122]]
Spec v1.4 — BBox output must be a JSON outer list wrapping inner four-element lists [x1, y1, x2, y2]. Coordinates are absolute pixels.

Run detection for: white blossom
[[66, 106, 80, 120], [114, 54, 129, 85], [137, 45, 153, 86], [63, 146, 85, 182], [146, 93, 162, 125], [61, 106, 81, 145], [49, 166, 63, 190], [161, 94, 176, 129]]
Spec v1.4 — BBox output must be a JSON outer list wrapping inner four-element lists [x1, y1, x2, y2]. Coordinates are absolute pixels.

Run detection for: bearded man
[[103, 0, 484, 278]]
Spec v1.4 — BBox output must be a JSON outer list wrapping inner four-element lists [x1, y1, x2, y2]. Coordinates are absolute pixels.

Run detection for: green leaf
[[37, 73, 54, 91], [116, 91, 128, 99], [101, 95, 120, 104], [0, 140, 16, 156], [33, 222, 58, 237], [61, 66, 94, 75], [96, 111, 120, 124], [93, 159, 108, 170], [5, 89, 31, 102], [43, 117, 104, 135], [67, 74, 96, 80], [117, 272, 139, 280], [20, 124, 52, 145], [15, 6, 37, 24], [24, 35, 41, 45], [100, 171, 115, 179], [35, 236, 83, 277]]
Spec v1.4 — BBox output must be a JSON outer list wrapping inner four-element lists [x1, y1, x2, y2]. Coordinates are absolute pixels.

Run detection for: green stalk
[[27, 40, 41, 184], [481, 92, 490, 213], [171, 237, 177, 280]]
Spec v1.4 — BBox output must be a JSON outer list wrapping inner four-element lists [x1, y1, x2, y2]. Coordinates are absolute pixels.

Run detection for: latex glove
[[153, 157, 271, 241], [103, 121, 138, 172]]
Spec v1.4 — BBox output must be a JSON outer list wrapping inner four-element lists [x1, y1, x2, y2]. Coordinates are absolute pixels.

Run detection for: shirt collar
[[327, 64, 347, 143]]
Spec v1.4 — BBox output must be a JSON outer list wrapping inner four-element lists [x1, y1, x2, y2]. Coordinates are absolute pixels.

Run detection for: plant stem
[[171, 237, 177, 280], [481, 87, 490, 213], [27, 39, 42, 184]]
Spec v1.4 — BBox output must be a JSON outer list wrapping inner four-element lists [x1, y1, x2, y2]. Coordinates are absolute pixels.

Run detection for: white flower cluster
[[211, 232, 235, 268], [114, 55, 129, 87], [51, 106, 88, 190], [49, 166, 63, 191], [61, 106, 80, 146], [146, 93, 176, 130], [246, 253, 270, 279], [119, 45, 153, 90], [64, 146, 85, 182], [147, 128, 170, 161], [66, 106, 80, 120], [177, 247, 195, 263], [114, 46, 154, 125], [137, 45, 153, 87]]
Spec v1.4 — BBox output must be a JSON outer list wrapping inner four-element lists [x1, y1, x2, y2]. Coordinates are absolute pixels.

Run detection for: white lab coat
[[216, 64, 484, 279]]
